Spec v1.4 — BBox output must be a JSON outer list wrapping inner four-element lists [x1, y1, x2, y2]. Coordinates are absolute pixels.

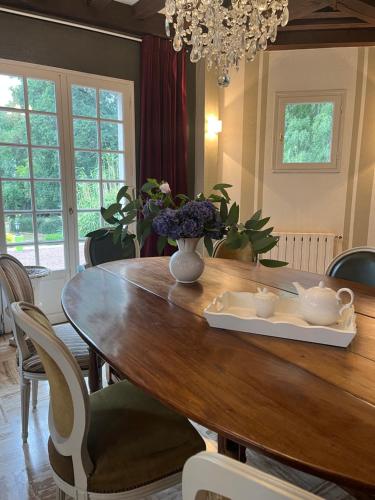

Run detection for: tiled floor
[[0, 334, 354, 500]]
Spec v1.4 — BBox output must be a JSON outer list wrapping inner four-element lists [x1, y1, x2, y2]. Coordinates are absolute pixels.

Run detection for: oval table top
[[62, 257, 375, 494]]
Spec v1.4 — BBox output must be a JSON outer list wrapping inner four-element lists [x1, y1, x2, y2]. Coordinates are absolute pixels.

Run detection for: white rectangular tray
[[204, 291, 357, 348]]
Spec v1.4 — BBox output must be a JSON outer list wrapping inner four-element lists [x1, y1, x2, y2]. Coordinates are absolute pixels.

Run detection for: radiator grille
[[266, 232, 338, 274]]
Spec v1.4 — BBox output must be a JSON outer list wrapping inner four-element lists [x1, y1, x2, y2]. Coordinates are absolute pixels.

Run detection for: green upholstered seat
[[48, 380, 205, 494]]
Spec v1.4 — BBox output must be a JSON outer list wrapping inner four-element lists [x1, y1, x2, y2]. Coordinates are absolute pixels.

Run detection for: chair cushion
[[48, 380, 205, 493], [22, 323, 90, 373]]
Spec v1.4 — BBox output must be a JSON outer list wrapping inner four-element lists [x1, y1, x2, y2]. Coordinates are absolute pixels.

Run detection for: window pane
[[37, 214, 63, 242], [8, 245, 36, 266], [35, 181, 61, 210], [39, 244, 65, 270], [102, 152, 124, 180], [99, 90, 122, 120], [0, 146, 29, 178], [75, 151, 99, 180], [32, 149, 60, 178], [73, 119, 98, 149], [72, 86, 97, 118], [2, 181, 31, 210], [30, 114, 59, 146], [76, 182, 100, 209], [77, 211, 101, 239], [0, 75, 24, 109], [283, 102, 334, 164], [5, 214, 34, 244], [0, 111, 27, 144], [27, 79, 56, 113], [103, 182, 121, 206], [101, 122, 123, 151]]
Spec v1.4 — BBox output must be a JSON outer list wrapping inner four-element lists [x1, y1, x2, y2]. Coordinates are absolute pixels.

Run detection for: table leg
[[88, 347, 103, 393], [218, 435, 247, 463]]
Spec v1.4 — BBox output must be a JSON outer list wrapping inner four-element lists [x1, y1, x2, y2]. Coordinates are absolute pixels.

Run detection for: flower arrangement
[[87, 179, 287, 268]]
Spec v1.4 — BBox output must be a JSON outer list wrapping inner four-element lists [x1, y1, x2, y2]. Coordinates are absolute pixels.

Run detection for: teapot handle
[[336, 288, 354, 316]]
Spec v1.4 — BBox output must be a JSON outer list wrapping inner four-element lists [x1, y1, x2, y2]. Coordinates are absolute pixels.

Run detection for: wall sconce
[[206, 115, 223, 138]]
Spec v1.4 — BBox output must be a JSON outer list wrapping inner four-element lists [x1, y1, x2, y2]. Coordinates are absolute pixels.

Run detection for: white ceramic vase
[[169, 238, 204, 283]]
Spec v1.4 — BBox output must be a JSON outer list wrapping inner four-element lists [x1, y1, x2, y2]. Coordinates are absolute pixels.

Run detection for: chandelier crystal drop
[[165, 0, 289, 87]]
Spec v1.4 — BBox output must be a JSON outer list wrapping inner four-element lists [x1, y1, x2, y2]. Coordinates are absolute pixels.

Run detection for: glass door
[[0, 70, 67, 272], [67, 77, 132, 265]]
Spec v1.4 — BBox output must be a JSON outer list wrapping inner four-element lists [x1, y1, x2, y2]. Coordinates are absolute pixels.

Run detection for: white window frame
[[0, 58, 136, 279], [273, 90, 346, 173]]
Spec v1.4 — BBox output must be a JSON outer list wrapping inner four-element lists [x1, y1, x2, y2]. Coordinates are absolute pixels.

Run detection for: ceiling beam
[[337, 0, 375, 25], [271, 26, 375, 49], [87, 0, 112, 8], [288, 0, 334, 20], [0, 0, 165, 37], [133, 0, 164, 19]]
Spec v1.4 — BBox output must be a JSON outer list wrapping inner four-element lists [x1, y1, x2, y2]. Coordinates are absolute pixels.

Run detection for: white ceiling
[[114, 0, 139, 5]]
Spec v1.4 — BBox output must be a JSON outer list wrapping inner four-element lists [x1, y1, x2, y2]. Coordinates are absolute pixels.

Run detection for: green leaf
[[213, 183, 233, 190], [168, 239, 177, 247], [247, 227, 274, 242], [116, 185, 128, 203], [141, 180, 158, 194], [157, 236, 167, 255], [220, 199, 228, 221], [226, 203, 240, 226], [121, 234, 136, 258], [121, 211, 137, 225], [176, 194, 190, 202], [204, 236, 214, 256], [249, 209, 262, 221], [86, 228, 108, 239], [259, 259, 289, 268], [245, 217, 270, 230], [252, 236, 279, 254], [225, 228, 245, 250], [208, 194, 224, 203], [102, 203, 121, 221]]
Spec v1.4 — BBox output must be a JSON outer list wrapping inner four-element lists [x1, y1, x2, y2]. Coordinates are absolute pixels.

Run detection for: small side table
[[5, 265, 49, 346]]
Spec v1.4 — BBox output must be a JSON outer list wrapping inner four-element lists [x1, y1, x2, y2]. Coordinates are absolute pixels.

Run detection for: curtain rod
[[0, 6, 142, 43]]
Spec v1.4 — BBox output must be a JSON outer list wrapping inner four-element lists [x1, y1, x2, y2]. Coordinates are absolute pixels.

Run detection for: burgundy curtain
[[140, 35, 188, 256]]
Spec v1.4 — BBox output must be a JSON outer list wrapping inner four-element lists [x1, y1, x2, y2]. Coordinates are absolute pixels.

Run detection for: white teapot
[[293, 281, 354, 326]]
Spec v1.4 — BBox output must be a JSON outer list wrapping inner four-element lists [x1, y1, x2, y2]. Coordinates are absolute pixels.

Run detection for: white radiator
[[266, 232, 340, 274]]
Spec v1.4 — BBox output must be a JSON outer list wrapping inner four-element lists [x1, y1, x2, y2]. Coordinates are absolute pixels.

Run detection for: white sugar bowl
[[253, 288, 279, 319], [293, 281, 354, 326]]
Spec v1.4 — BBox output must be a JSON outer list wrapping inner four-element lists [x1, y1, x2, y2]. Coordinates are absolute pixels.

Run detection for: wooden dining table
[[61, 257, 375, 497]]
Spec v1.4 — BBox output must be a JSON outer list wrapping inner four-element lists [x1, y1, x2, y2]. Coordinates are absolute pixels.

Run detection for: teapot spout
[[292, 282, 305, 296]]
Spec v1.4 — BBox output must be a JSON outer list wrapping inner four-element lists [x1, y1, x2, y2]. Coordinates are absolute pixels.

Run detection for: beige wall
[[197, 47, 375, 250]]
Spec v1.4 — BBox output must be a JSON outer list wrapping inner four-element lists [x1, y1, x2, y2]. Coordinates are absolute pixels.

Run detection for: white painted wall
[[262, 48, 358, 237]]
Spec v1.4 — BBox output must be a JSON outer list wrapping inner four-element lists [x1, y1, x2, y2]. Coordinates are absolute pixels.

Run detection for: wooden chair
[[11, 301, 206, 499], [84, 229, 140, 267], [212, 239, 254, 263], [182, 452, 320, 500], [0, 254, 91, 443], [326, 246, 375, 287]]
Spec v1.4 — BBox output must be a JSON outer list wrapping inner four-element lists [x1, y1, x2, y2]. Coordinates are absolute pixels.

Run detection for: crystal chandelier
[[165, 0, 289, 87]]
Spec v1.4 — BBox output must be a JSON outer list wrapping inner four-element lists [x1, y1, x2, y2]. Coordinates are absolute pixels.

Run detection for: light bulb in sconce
[[206, 115, 223, 138]]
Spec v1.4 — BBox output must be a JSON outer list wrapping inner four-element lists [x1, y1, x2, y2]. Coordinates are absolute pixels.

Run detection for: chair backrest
[[84, 229, 140, 267], [326, 246, 375, 287], [11, 302, 93, 490], [213, 239, 255, 263], [0, 254, 35, 360], [182, 452, 320, 500]]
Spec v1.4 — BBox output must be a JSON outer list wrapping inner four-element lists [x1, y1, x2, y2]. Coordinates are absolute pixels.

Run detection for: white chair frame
[[326, 246, 375, 276], [84, 230, 140, 268], [12, 302, 183, 500], [182, 452, 321, 500], [0, 254, 89, 443]]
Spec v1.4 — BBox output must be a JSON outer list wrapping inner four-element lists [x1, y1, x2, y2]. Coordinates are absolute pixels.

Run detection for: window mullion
[[23, 76, 39, 265], [97, 88, 104, 213]]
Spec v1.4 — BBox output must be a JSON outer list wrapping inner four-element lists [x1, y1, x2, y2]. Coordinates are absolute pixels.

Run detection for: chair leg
[[56, 487, 66, 500], [32, 380, 38, 410], [20, 378, 31, 443]]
